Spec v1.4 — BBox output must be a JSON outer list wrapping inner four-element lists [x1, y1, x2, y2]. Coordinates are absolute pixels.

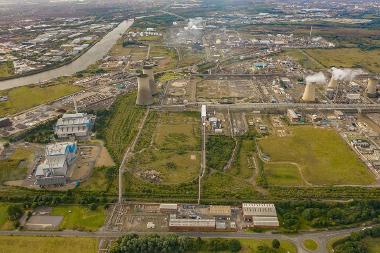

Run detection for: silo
[[136, 74, 153, 105], [302, 82, 316, 102], [327, 77, 337, 89], [143, 65, 158, 95], [366, 78, 378, 98]]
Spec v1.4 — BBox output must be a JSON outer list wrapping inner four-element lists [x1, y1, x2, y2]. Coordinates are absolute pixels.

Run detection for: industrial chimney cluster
[[302, 82, 316, 102], [136, 65, 157, 106]]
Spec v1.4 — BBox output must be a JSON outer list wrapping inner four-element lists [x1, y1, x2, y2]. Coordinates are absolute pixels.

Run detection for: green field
[[78, 166, 116, 193], [0, 236, 97, 253], [265, 163, 306, 186], [303, 239, 318, 251], [0, 61, 14, 78], [129, 112, 201, 184], [0, 148, 33, 184], [229, 139, 256, 180], [237, 239, 297, 253], [0, 84, 80, 117], [287, 48, 380, 73], [101, 92, 146, 163], [364, 237, 380, 253], [0, 203, 14, 230], [51, 205, 105, 231], [150, 45, 178, 71], [259, 126, 375, 185]]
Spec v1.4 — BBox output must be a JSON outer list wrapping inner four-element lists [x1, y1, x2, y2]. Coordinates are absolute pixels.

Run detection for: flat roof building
[[169, 218, 216, 231], [159, 203, 178, 213], [242, 203, 279, 228], [55, 113, 95, 139], [209, 205, 231, 217]]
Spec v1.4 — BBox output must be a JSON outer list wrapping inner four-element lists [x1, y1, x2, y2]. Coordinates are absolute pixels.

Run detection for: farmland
[[0, 83, 80, 117], [0, 236, 97, 253], [259, 126, 375, 186]]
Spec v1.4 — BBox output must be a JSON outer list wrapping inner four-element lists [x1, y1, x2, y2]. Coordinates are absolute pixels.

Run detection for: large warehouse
[[55, 113, 95, 139], [242, 203, 279, 228], [35, 142, 78, 186]]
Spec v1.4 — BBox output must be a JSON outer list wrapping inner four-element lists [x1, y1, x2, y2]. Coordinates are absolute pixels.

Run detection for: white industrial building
[[55, 113, 95, 139], [35, 142, 78, 186], [169, 218, 216, 231], [242, 203, 279, 228]]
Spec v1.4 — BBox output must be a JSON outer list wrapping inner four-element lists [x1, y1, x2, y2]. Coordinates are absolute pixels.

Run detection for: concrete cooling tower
[[302, 82, 316, 102], [366, 78, 378, 98], [327, 77, 337, 89], [143, 65, 158, 95], [136, 74, 153, 106]]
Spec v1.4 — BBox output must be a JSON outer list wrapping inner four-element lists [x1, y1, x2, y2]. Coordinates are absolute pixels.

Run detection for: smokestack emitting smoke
[[136, 74, 153, 106], [303, 72, 326, 102], [367, 78, 378, 98], [330, 67, 365, 82], [143, 65, 157, 95]]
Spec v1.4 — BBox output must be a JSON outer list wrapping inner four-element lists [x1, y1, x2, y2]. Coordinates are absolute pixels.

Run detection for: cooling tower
[[302, 82, 316, 102], [136, 74, 153, 106], [366, 78, 378, 98], [327, 77, 337, 89], [143, 65, 158, 95]]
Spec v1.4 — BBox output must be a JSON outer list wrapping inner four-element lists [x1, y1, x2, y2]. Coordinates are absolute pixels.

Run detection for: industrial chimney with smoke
[[143, 65, 158, 95], [136, 74, 153, 105], [367, 78, 378, 98], [302, 82, 316, 102]]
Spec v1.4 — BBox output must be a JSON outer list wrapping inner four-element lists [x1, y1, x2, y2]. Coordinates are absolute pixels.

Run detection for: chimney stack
[[327, 77, 337, 89], [136, 74, 153, 105], [302, 82, 316, 102], [143, 65, 157, 95]]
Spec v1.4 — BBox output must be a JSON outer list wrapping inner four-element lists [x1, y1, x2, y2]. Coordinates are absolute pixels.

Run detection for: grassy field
[[51, 205, 105, 231], [259, 126, 375, 185], [109, 39, 147, 60], [129, 112, 201, 184], [78, 166, 116, 193], [101, 92, 146, 163], [237, 239, 297, 253], [265, 163, 305, 186], [0, 148, 33, 184], [0, 61, 14, 78], [364, 237, 380, 253], [0, 236, 97, 253], [0, 83, 80, 117], [287, 48, 380, 72], [150, 45, 178, 71], [303, 239, 318, 251], [229, 139, 256, 180], [0, 203, 14, 230]]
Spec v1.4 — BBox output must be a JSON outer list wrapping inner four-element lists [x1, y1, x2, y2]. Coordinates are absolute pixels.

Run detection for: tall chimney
[[302, 82, 316, 102], [327, 77, 337, 89], [143, 65, 157, 95], [366, 78, 378, 98], [136, 74, 153, 105]]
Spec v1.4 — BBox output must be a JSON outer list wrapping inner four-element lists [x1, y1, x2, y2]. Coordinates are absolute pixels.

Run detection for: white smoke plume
[[330, 67, 365, 81], [305, 72, 327, 84]]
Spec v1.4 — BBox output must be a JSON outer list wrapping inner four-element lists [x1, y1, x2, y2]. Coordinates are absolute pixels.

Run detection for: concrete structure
[[327, 77, 337, 89], [209, 205, 231, 217], [367, 78, 378, 98], [35, 142, 77, 186], [252, 216, 279, 228], [55, 113, 95, 139], [136, 74, 153, 105], [302, 82, 316, 102], [143, 65, 158, 95], [169, 218, 216, 231], [287, 109, 300, 123]]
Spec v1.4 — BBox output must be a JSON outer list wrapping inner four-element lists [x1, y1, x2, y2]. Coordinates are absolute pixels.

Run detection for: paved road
[[0, 226, 365, 253]]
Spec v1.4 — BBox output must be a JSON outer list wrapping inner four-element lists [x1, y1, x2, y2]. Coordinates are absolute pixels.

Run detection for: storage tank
[[143, 65, 158, 95], [136, 74, 153, 105]]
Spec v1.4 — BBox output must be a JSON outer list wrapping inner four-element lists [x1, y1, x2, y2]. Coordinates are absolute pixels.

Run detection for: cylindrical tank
[[136, 74, 153, 105], [302, 82, 316, 102], [143, 65, 158, 95], [366, 78, 378, 98], [327, 77, 337, 89]]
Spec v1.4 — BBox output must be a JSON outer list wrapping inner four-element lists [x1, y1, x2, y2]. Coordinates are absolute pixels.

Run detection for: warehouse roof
[[252, 216, 279, 227], [169, 218, 215, 228], [209, 205, 231, 216], [242, 203, 277, 217]]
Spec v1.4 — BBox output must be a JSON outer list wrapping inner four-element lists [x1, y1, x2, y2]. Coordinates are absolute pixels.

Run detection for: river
[[0, 19, 134, 90]]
